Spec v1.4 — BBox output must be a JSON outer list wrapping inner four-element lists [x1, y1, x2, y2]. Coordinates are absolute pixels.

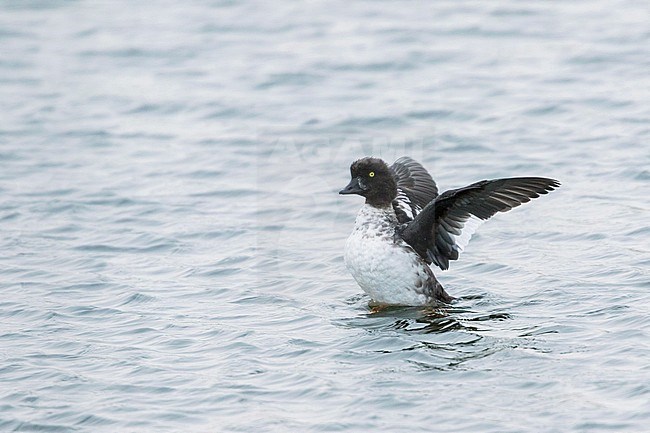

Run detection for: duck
[[339, 156, 560, 306]]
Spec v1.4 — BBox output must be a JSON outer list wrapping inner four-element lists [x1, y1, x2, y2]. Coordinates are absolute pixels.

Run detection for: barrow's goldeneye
[[339, 156, 560, 306]]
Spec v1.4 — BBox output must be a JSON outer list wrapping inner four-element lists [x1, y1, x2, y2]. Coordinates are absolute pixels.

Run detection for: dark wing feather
[[390, 157, 438, 223], [400, 177, 560, 270]]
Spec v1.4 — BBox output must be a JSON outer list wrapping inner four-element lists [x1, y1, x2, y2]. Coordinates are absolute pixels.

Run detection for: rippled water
[[1, 1, 649, 432]]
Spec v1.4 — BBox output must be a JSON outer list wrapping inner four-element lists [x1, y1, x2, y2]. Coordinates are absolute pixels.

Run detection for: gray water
[[1, 1, 649, 432]]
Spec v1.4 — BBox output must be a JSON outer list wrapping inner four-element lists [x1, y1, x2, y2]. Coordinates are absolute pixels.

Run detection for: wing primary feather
[[391, 157, 438, 223], [399, 176, 560, 270]]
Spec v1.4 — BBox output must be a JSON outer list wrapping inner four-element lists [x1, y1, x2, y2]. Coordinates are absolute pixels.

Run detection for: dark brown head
[[339, 157, 397, 207]]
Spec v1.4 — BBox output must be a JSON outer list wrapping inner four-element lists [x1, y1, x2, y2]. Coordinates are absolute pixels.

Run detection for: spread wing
[[399, 177, 560, 270], [390, 157, 438, 223]]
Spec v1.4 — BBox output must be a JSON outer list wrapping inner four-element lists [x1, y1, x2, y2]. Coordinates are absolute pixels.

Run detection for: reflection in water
[[366, 299, 512, 334], [335, 296, 519, 371]]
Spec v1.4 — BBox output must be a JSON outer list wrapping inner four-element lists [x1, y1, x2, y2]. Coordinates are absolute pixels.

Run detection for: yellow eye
[[369, 171, 375, 177]]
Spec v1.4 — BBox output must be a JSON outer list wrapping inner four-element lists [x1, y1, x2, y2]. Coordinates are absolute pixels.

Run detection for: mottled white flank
[[344, 204, 432, 305], [453, 215, 483, 253]]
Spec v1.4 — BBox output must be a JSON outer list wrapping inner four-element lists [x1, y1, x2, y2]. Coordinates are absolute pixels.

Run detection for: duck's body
[[339, 157, 559, 306], [344, 204, 450, 305]]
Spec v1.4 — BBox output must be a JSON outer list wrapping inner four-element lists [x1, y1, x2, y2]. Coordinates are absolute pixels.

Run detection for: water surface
[[1, 1, 649, 432]]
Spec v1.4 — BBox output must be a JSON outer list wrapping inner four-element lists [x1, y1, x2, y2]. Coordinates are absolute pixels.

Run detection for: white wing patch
[[394, 189, 414, 220], [452, 215, 484, 253]]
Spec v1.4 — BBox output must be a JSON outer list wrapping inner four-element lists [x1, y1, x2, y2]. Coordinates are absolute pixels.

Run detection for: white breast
[[344, 204, 432, 305]]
